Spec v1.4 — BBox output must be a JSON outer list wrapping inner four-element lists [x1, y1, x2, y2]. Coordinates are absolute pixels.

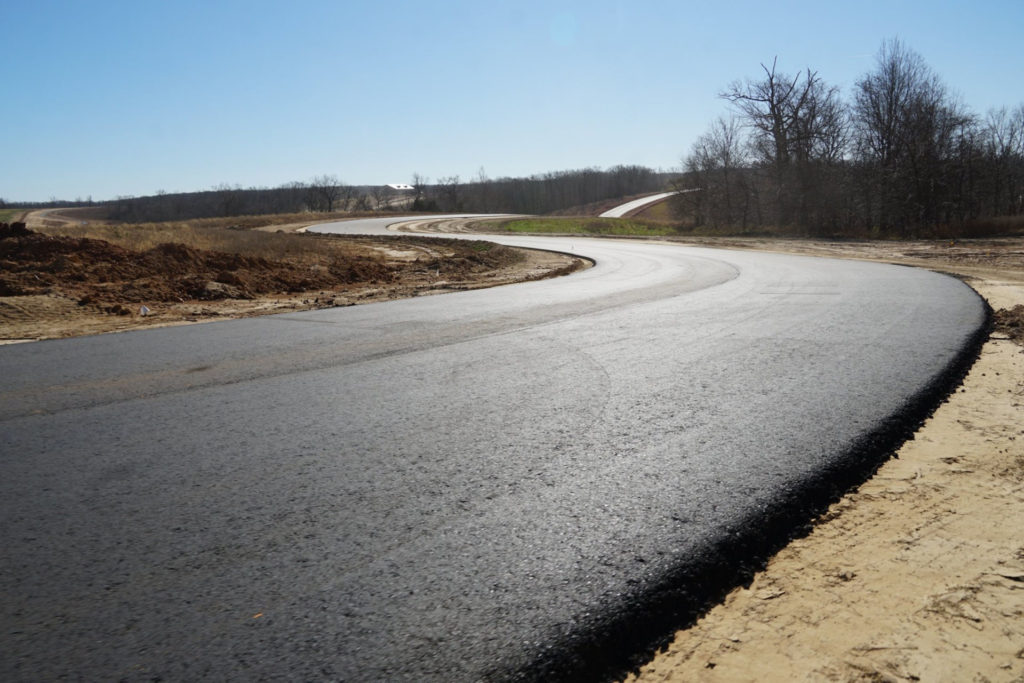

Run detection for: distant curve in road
[[0, 222, 987, 681], [599, 191, 679, 218]]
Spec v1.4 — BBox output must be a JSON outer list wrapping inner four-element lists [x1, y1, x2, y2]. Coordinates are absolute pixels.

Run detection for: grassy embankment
[[495, 215, 787, 238], [498, 217, 679, 237], [499, 212, 1024, 241], [0, 209, 24, 223]]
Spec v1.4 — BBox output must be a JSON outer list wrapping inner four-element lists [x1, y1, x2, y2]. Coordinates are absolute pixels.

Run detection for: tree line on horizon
[[422, 165, 668, 214], [8, 166, 668, 223], [675, 38, 1024, 237]]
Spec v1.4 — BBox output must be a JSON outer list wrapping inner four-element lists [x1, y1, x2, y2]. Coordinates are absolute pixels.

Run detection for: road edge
[[509, 278, 993, 683]]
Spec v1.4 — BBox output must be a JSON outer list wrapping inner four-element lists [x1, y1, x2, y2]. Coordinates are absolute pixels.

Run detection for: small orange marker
[[253, 612, 264, 619]]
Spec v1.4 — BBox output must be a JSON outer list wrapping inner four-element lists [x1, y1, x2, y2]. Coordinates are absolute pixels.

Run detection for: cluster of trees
[[95, 166, 667, 223], [104, 175, 373, 222], [1, 197, 85, 210], [678, 39, 1024, 236], [417, 165, 667, 214]]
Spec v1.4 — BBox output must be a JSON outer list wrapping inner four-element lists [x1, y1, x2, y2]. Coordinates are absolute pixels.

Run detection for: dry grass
[[33, 217, 386, 265], [631, 199, 676, 222], [499, 217, 679, 236]]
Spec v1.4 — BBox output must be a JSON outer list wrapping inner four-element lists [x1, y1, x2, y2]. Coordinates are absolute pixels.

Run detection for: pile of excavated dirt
[[0, 225, 395, 309], [0, 223, 538, 307], [0, 222, 584, 342], [995, 304, 1024, 344]]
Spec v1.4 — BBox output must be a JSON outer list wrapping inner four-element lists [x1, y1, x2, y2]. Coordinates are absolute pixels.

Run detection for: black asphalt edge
[[505, 282, 993, 683], [515, 246, 597, 268]]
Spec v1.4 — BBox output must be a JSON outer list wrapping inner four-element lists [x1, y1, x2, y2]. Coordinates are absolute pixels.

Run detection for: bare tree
[[353, 192, 371, 212], [411, 173, 438, 211], [853, 39, 974, 231], [309, 174, 341, 212], [370, 186, 395, 211], [853, 39, 928, 167], [982, 105, 1024, 215], [278, 181, 308, 213], [721, 58, 845, 229], [212, 183, 244, 217], [721, 59, 824, 166], [411, 173, 428, 202], [338, 184, 357, 211], [437, 176, 462, 212], [681, 117, 750, 228], [791, 77, 848, 164]]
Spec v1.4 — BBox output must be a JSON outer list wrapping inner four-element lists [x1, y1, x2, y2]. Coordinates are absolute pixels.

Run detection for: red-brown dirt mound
[[994, 304, 1024, 344], [0, 220, 580, 341], [0, 223, 394, 305]]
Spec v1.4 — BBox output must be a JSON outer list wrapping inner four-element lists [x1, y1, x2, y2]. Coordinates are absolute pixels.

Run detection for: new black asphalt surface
[[0, 224, 988, 681]]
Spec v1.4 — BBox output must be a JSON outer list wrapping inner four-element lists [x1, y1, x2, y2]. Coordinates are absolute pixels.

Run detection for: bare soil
[[0, 218, 586, 343]]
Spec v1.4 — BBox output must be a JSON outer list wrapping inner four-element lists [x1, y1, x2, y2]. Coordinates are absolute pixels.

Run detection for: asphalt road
[[598, 192, 678, 217], [0, 224, 987, 681]]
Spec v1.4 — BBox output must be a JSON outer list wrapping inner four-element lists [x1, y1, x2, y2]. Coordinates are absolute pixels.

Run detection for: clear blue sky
[[3, 0, 1022, 202]]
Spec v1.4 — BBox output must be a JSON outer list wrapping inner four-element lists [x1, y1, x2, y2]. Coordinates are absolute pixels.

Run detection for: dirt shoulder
[[625, 238, 1024, 682]]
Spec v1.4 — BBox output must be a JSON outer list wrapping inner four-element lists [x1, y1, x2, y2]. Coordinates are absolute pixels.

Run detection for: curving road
[[0, 221, 987, 681], [599, 192, 679, 217]]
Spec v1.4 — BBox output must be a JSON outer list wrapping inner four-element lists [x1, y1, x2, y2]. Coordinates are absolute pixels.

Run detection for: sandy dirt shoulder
[[627, 241, 1024, 682]]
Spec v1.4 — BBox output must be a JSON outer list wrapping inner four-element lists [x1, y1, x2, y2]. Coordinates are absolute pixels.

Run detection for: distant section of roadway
[[599, 191, 679, 217], [0, 216, 986, 681]]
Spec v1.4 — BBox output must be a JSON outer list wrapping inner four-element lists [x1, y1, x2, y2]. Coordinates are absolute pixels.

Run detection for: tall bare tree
[[853, 39, 973, 231], [681, 117, 751, 228], [437, 176, 462, 212], [982, 105, 1024, 216], [212, 183, 244, 217], [721, 58, 846, 230], [371, 186, 394, 211], [309, 174, 341, 212], [411, 173, 438, 211]]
